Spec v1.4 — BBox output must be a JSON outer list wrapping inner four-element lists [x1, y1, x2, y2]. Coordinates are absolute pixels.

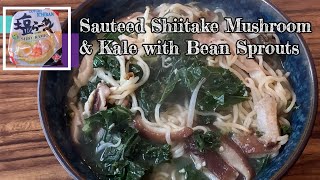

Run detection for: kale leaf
[[137, 31, 249, 116], [101, 160, 145, 180], [178, 63, 248, 111], [93, 53, 143, 82], [97, 132, 171, 179], [93, 32, 142, 81], [197, 116, 216, 125], [132, 141, 171, 167], [79, 77, 101, 103], [137, 81, 163, 118], [174, 157, 209, 180], [82, 106, 133, 134], [103, 32, 124, 42], [99, 128, 138, 164], [82, 106, 172, 179], [184, 164, 210, 180], [249, 155, 270, 174], [165, 33, 193, 55], [280, 124, 292, 135], [93, 53, 121, 80], [137, 61, 248, 119], [125, 161, 146, 180], [159, 71, 181, 104], [192, 130, 221, 153]]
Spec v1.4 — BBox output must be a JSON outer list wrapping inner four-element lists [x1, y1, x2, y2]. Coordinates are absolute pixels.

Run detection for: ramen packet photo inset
[[8, 9, 62, 66]]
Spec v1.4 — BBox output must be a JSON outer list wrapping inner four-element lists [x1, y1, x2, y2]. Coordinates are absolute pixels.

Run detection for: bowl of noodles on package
[[8, 9, 62, 66]]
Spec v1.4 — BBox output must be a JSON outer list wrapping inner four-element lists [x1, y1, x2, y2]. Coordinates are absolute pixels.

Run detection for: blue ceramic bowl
[[38, 0, 318, 179]]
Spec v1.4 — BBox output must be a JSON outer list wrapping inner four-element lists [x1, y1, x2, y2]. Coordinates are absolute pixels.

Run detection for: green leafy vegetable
[[137, 81, 163, 118], [193, 130, 221, 153], [125, 161, 146, 180], [82, 112, 104, 134], [183, 164, 209, 180], [100, 160, 145, 180], [197, 116, 216, 125], [97, 133, 171, 179], [100, 128, 138, 163], [249, 155, 270, 174], [137, 54, 248, 119], [93, 53, 121, 80], [280, 124, 292, 135], [82, 106, 133, 134], [132, 142, 171, 167], [178, 63, 248, 111], [159, 72, 180, 103], [103, 32, 124, 42], [93, 53, 143, 82], [165, 33, 193, 55], [96, 126, 164, 180], [142, 55, 158, 63], [174, 157, 209, 180], [82, 106, 171, 179], [82, 32, 249, 179], [79, 77, 101, 103], [93, 33, 142, 82]]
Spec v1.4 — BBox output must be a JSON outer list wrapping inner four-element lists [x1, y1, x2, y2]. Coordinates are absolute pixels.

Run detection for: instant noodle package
[[8, 9, 62, 66]]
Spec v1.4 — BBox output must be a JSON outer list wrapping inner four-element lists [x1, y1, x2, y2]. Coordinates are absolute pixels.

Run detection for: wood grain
[[0, 1, 82, 179], [0, 0, 319, 179]]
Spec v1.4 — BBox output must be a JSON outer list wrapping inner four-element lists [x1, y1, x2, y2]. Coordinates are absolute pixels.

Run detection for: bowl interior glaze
[[38, 0, 317, 179]]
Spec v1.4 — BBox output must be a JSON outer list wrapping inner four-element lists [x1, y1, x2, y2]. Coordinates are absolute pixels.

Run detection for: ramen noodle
[[8, 9, 62, 66], [68, 3, 296, 180]]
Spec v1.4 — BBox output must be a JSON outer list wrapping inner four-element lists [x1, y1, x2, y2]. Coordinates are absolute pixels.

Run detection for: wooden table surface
[[0, 0, 319, 179]]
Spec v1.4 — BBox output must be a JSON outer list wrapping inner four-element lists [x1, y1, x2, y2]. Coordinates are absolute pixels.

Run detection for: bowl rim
[[38, 73, 83, 180], [262, 0, 318, 178], [38, 0, 318, 179]]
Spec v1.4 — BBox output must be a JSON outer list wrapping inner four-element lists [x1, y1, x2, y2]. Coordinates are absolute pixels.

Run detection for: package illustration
[[8, 9, 62, 66]]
